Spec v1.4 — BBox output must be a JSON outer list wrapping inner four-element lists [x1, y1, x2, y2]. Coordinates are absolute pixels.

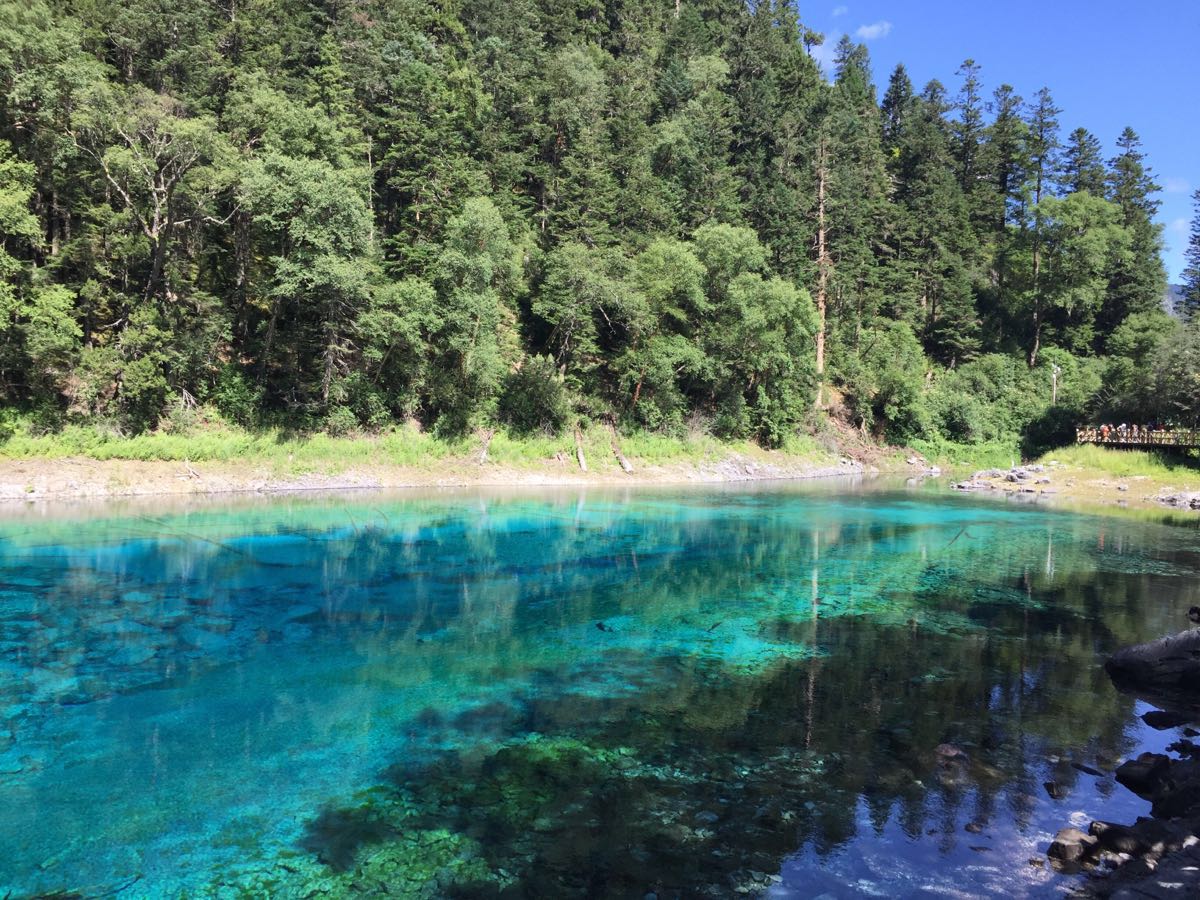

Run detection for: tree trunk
[[478, 429, 495, 465], [1028, 303, 1041, 368], [145, 228, 169, 301], [259, 298, 280, 385], [1029, 161, 1044, 368], [231, 209, 252, 340], [814, 137, 829, 408]]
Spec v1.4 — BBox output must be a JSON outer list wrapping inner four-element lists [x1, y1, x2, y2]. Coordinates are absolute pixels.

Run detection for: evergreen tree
[[981, 84, 1027, 231], [822, 38, 889, 356], [1022, 87, 1062, 365], [890, 81, 979, 364], [975, 83, 1027, 347], [1100, 126, 1167, 341], [1026, 88, 1062, 206], [880, 63, 914, 153], [1182, 189, 1200, 320], [952, 59, 994, 240], [1061, 127, 1105, 195], [727, 0, 822, 280]]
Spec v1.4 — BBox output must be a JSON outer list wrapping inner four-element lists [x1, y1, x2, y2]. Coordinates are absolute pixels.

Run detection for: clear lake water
[[2, 480, 1199, 898]]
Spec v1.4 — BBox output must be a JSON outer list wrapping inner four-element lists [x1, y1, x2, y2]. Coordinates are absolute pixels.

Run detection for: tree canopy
[[0, 0, 1182, 446]]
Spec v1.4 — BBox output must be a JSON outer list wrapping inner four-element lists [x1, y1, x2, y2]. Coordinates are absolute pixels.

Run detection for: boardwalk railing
[[1076, 427, 1200, 449]]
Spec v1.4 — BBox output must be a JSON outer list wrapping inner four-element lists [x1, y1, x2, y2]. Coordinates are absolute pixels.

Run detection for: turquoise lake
[[2, 481, 1199, 898]]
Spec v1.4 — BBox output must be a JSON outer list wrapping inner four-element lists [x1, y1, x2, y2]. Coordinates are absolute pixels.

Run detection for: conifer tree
[[1027, 88, 1062, 207], [1100, 126, 1167, 339], [981, 84, 1027, 231], [952, 59, 994, 240], [728, 0, 822, 280], [974, 83, 1027, 345], [1023, 88, 1062, 365], [880, 63, 914, 153], [1181, 189, 1200, 320], [1061, 127, 1105, 195], [890, 81, 979, 364], [822, 38, 889, 356]]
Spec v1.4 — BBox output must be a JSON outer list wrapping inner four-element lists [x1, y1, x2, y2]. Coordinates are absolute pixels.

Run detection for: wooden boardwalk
[[1076, 427, 1200, 450]]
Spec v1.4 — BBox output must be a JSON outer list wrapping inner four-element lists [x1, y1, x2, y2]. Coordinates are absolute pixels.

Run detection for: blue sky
[[804, 0, 1199, 281]]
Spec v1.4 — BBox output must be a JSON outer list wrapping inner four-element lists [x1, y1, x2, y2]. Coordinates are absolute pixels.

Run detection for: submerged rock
[[176, 623, 232, 652], [1044, 781, 1068, 800], [108, 644, 157, 667]]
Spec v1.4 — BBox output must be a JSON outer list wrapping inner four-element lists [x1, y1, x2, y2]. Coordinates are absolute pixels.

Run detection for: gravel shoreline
[[0, 453, 867, 504]]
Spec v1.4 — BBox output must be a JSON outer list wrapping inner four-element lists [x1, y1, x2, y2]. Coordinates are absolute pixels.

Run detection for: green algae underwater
[[1, 482, 1199, 898]]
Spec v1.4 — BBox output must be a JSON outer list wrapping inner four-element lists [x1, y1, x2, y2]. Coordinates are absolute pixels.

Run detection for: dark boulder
[[1114, 753, 1171, 798]]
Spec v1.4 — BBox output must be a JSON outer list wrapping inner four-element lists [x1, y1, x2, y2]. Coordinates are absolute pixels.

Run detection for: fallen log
[[574, 427, 588, 473], [608, 424, 633, 474]]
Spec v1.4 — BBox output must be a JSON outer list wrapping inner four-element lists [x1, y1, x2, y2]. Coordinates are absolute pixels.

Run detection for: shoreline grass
[[1037, 444, 1200, 480], [0, 419, 837, 474]]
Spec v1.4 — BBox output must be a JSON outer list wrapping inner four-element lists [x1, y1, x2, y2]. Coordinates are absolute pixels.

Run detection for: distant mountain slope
[[1165, 284, 1186, 316]]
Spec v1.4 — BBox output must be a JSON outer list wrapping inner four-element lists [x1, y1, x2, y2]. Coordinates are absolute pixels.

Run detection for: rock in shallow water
[[108, 644, 158, 667], [176, 624, 232, 652], [26, 668, 84, 701], [1048, 826, 1096, 863], [1142, 709, 1194, 730]]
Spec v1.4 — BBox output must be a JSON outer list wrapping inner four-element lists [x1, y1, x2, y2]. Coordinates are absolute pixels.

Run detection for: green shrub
[[498, 355, 572, 436], [213, 364, 263, 427], [323, 405, 359, 437]]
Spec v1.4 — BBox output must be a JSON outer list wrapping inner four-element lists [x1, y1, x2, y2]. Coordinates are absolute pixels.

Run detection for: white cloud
[[810, 34, 841, 81], [1164, 177, 1191, 194], [1169, 217, 1190, 238], [855, 20, 892, 40], [831, 5, 849, 16]]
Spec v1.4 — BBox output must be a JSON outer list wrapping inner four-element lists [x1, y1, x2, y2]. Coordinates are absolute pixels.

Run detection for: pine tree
[[981, 84, 1027, 231], [1027, 88, 1061, 207], [974, 83, 1027, 346], [1024, 88, 1062, 365], [1061, 127, 1105, 195], [880, 63, 914, 152], [1181, 189, 1200, 320], [823, 38, 890, 357], [727, 0, 823, 280], [890, 81, 979, 364], [1100, 126, 1167, 338], [952, 60, 988, 222]]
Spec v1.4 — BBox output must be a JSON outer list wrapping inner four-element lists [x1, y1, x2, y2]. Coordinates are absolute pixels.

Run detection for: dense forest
[[0, 0, 1197, 451]]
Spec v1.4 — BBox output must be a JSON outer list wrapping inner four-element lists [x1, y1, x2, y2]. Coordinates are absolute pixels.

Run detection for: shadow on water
[[299, 806, 402, 872], [296, 594, 1159, 896]]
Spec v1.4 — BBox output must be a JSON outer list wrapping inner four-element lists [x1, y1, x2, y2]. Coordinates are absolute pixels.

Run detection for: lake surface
[[2, 482, 1199, 898]]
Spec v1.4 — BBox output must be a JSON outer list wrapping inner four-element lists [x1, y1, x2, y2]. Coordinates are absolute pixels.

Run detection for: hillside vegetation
[[1, 1, 1199, 459]]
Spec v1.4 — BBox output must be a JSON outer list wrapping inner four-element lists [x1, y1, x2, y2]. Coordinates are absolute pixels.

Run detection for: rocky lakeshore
[[1047, 630, 1200, 897], [953, 462, 1200, 515], [0, 452, 865, 503]]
